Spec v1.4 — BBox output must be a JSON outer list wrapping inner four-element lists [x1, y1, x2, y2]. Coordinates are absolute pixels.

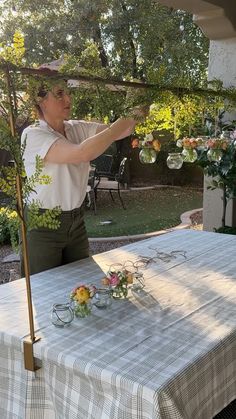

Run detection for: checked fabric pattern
[[0, 230, 236, 418]]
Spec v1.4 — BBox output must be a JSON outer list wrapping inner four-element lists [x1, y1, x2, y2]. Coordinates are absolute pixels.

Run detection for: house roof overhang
[[155, 0, 236, 40]]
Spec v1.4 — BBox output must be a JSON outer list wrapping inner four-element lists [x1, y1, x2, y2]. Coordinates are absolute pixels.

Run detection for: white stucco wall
[[208, 38, 236, 86], [203, 37, 236, 231]]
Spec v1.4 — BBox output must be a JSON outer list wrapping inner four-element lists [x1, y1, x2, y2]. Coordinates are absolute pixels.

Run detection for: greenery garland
[[1, 61, 236, 107]]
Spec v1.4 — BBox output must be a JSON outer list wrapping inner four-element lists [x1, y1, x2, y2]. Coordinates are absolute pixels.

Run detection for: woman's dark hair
[[37, 85, 48, 99], [34, 83, 48, 118]]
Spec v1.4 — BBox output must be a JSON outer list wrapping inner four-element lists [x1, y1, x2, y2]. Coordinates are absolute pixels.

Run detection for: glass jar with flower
[[101, 268, 134, 299], [70, 285, 96, 318], [132, 133, 161, 164], [206, 138, 229, 162], [178, 137, 198, 163]]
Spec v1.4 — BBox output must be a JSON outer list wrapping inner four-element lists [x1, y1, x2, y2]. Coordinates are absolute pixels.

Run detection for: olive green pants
[[20, 207, 89, 276]]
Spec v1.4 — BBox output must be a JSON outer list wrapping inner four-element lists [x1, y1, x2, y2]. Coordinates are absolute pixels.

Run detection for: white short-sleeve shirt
[[22, 119, 101, 211]]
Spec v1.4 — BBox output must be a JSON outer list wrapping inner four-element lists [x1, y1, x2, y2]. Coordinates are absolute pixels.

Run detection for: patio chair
[[91, 154, 114, 178], [86, 166, 98, 214], [95, 157, 128, 209]]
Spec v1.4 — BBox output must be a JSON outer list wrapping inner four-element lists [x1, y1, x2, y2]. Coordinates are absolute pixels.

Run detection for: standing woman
[[22, 82, 148, 275]]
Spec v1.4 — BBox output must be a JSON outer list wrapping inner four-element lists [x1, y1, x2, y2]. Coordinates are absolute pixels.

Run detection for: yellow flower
[[152, 139, 161, 152], [8, 211, 18, 219], [101, 277, 110, 286], [126, 273, 134, 284], [75, 287, 90, 303]]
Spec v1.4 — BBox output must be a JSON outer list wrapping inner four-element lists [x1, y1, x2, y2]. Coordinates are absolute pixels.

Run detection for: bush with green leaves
[[0, 207, 20, 251]]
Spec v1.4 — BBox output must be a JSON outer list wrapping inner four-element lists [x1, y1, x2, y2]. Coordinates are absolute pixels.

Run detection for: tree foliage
[[0, 0, 209, 86], [0, 36, 61, 250], [0, 0, 211, 125]]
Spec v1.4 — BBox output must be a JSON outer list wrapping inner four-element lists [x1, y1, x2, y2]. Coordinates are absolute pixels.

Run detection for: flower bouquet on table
[[101, 268, 134, 299], [132, 133, 161, 164], [70, 285, 96, 318]]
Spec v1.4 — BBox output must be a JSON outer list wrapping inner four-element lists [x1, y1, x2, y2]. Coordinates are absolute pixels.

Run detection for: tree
[[0, 0, 209, 87], [0, 34, 61, 248]]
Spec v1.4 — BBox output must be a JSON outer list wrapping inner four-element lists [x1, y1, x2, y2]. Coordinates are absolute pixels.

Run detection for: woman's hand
[[129, 104, 150, 121]]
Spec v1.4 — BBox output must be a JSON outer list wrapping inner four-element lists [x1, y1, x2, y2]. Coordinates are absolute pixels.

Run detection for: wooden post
[[4, 65, 40, 372]]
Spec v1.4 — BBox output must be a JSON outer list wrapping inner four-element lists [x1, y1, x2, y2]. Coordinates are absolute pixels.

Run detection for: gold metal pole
[[4, 65, 40, 371]]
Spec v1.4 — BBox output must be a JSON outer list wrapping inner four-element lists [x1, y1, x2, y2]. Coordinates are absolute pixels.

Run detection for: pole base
[[23, 337, 41, 371]]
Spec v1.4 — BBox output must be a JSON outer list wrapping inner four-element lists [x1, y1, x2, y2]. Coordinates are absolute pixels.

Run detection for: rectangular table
[[1, 230, 236, 419]]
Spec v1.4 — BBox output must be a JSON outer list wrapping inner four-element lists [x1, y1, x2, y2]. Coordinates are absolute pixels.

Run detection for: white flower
[[232, 130, 236, 139], [144, 133, 153, 142], [176, 139, 183, 148]]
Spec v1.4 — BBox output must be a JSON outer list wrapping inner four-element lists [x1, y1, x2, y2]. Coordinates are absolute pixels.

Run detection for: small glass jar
[[207, 148, 222, 162], [73, 301, 92, 318], [131, 272, 145, 291], [93, 288, 112, 309], [51, 303, 74, 327], [166, 152, 183, 169], [182, 148, 198, 163], [112, 285, 128, 299], [139, 148, 157, 164]]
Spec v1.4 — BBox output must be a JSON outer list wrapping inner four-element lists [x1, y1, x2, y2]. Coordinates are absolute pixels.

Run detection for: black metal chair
[[91, 154, 114, 178], [86, 166, 98, 214], [95, 157, 128, 209]]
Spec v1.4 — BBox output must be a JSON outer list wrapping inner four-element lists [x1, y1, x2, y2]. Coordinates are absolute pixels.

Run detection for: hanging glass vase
[[166, 153, 183, 169], [182, 148, 198, 163], [207, 148, 222, 162], [139, 148, 157, 164]]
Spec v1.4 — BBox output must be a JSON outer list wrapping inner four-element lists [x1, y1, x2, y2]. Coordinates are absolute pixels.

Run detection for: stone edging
[[88, 207, 203, 243]]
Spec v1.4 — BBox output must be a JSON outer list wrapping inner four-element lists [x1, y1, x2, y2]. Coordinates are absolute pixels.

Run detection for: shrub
[[215, 226, 236, 235], [0, 207, 20, 252]]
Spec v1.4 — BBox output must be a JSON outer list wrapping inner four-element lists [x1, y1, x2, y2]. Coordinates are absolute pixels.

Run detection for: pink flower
[[108, 273, 120, 286], [190, 139, 197, 148], [182, 138, 191, 148], [207, 139, 215, 148]]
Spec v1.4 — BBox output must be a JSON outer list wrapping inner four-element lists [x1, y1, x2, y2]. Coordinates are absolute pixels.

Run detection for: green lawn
[[84, 187, 203, 237]]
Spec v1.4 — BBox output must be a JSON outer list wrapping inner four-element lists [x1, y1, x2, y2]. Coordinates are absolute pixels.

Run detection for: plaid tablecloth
[[1, 230, 236, 419]]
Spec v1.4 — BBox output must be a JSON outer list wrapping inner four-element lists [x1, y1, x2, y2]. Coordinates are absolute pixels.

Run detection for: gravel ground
[[0, 211, 203, 284], [0, 238, 147, 284]]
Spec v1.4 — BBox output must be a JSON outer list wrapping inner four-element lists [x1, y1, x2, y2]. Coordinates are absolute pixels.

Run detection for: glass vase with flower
[[206, 138, 229, 162], [70, 285, 96, 318], [177, 137, 198, 163], [132, 133, 161, 164], [101, 265, 134, 299]]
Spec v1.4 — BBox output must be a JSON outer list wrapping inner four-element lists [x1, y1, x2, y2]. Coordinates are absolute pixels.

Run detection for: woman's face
[[39, 84, 71, 121]]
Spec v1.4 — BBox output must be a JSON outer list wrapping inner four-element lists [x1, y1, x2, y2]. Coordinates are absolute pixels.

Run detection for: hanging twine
[[106, 248, 187, 274], [133, 247, 187, 270]]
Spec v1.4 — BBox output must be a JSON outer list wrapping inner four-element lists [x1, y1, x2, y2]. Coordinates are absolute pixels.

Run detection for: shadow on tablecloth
[[214, 399, 236, 419]]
